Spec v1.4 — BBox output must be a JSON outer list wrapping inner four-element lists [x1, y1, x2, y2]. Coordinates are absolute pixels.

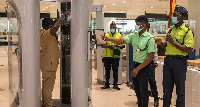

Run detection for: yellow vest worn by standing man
[[103, 31, 122, 58]]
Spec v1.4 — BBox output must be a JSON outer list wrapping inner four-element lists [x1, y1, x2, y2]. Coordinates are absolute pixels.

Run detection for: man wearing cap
[[101, 21, 124, 90], [102, 15, 155, 107], [156, 5, 194, 107]]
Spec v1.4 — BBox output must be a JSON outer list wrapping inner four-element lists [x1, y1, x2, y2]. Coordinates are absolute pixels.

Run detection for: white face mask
[[172, 16, 179, 24], [110, 29, 116, 33], [135, 25, 143, 32]]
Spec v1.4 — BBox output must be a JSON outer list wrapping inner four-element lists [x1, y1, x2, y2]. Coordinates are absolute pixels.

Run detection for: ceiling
[[0, 0, 188, 16], [0, 1, 60, 13], [93, 0, 188, 15]]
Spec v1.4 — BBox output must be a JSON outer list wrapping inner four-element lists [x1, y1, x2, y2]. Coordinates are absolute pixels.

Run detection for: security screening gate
[[7, 0, 93, 107], [7, 0, 41, 107], [60, 1, 71, 105]]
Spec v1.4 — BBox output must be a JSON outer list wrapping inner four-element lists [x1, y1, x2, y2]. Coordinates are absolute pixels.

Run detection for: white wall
[[104, 17, 116, 33], [188, 0, 200, 56]]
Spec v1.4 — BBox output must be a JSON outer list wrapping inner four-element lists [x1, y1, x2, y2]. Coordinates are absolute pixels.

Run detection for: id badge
[[136, 49, 140, 54]]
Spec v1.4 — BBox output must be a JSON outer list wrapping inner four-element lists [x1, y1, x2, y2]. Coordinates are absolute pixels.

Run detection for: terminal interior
[[0, 0, 200, 107]]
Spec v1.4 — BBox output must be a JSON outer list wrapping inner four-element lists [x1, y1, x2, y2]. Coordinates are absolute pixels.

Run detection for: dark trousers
[[132, 62, 150, 107], [149, 61, 159, 101], [163, 57, 187, 107], [103, 57, 120, 86]]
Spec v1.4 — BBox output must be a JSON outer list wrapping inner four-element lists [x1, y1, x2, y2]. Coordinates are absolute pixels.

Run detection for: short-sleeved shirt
[[124, 31, 155, 63], [165, 23, 194, 56], [103, 31, 122, 58], [40, 29, 60, 71]]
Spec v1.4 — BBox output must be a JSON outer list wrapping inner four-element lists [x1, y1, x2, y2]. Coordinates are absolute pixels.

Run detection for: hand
[[155, 39, 162, 45], [101, 35, 110, 41], [108, 45, 114, 50], [166, 34, 175, 44], [54, 17, 61, 22], [131, 68, 140, 77]]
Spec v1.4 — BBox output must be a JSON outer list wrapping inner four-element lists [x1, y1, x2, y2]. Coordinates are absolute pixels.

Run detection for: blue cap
[[174, 5, 188, 15]]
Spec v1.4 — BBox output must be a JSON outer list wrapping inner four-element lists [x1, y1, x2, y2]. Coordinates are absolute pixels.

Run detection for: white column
[[188, 1, 200, 106], [95, 5, 105, 84], [96, 5, 104, 29], [12, 0, 40, 106], [71, 0, 91, 107]]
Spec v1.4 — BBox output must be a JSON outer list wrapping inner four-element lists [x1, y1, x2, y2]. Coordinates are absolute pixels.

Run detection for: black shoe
[[113, 85, 120, 90], [154, 100, 159, 107], [101, 85, 110, 89]]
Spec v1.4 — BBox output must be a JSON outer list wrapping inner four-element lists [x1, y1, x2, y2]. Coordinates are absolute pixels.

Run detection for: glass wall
[[91, 18, 188, 35]]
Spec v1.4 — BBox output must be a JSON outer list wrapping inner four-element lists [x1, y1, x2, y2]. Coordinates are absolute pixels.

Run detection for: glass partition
[[7, 2, 22, 107]]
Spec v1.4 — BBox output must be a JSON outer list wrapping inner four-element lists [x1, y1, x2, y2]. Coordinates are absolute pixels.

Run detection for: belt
[[166, 55, 187, 59]]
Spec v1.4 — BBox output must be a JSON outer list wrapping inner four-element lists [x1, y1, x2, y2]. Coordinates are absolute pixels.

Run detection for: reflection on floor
[[91, 68, 162, 107], [0, 46, 162, 107]]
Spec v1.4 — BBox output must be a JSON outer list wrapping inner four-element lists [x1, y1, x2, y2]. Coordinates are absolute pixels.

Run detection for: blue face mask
[[172, 16, 179, 24], [135, 25, 143, 32], [110, 29, 116, 33]]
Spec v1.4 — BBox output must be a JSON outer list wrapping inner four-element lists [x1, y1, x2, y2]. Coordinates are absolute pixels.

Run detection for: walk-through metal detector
[[8, 0, 40, 107], [7, 0, 93, 107], [59, 1, 71, 105], [42, 0, 93, 107]]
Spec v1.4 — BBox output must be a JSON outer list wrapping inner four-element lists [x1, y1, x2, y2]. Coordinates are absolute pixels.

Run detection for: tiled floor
[[0, 46, 9, 107], [0, 46, 162, 107]]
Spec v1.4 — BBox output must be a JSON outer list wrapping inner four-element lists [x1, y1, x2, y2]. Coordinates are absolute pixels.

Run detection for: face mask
[[135, 25, 143, 32], [172, 16, 179, 24], [110, 29, 116, 33]]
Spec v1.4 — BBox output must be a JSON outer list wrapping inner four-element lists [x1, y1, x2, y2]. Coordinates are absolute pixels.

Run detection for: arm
[[137, 53, 154, 69], [50, 17, 62, 36], [156, 39, 166, 49], [101, 36, 126, 44], [131, 53, 154, 77], [166, 34, 193, 53], [101, 45, 114, 49], [170, 42, 192, 53]]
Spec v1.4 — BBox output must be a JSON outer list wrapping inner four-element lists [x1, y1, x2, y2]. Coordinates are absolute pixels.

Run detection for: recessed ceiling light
[[123, 1, 126, 3], [138, 9, 140, 10], [51, 5, 54, 6], [151, 7, 153, 9], [121, 12, 122, 13], [104, 6, 106, 7], [46, 7, 48, 9], [43, 9, 45, 10], [113, 4, 115, 5]]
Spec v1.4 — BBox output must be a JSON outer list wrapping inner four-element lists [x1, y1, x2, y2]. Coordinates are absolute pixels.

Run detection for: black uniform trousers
[[149, 61, 159, 101], [103, 57, 120, 86], [163, 56, 187, 107], [132, 62, 151, 107]]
